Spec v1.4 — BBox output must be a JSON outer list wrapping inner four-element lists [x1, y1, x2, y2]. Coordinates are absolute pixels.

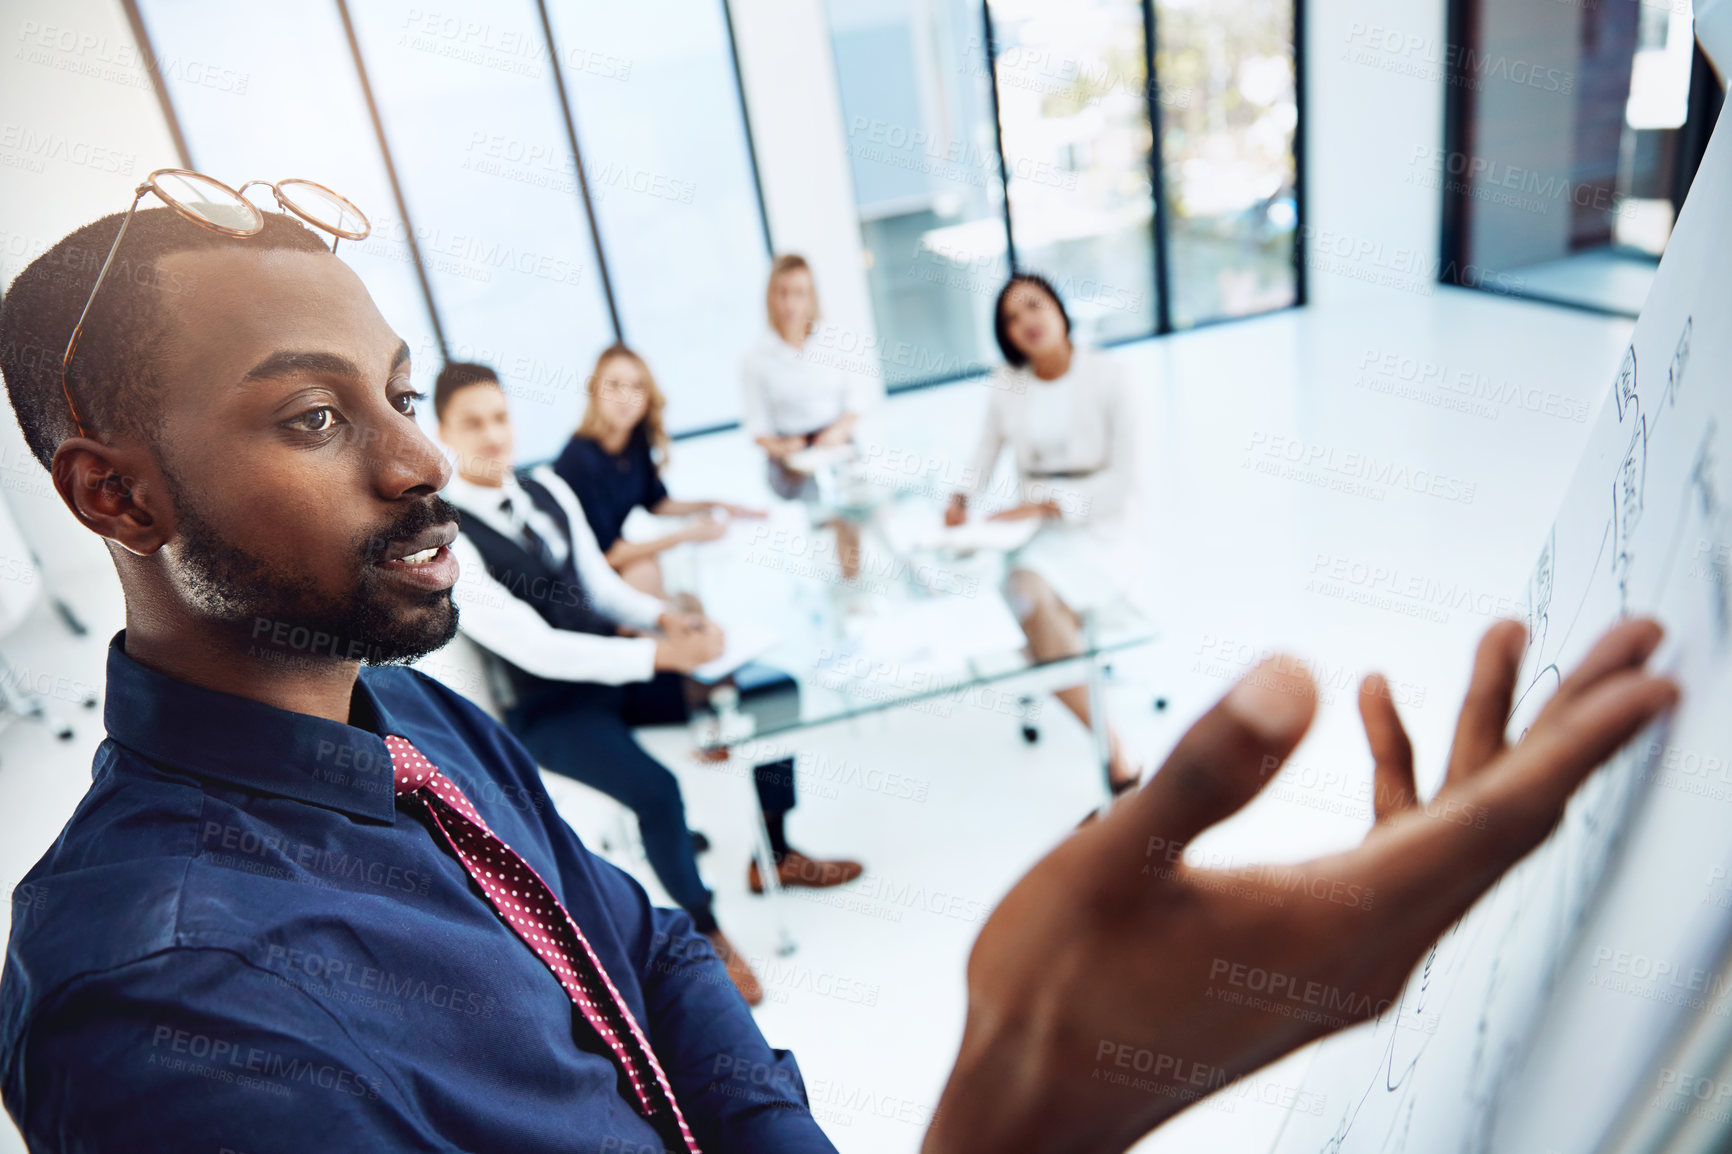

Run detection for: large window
[[347, 0, 617, 461], [134, 0, 445, 403], [133, 0, 772, 456], [546, 0, 771, 434], [827, 0, 1302, 386], [829, 0, 1010, 386], [1154, 0, 1299, 328], [1439, 0, 1724, 316], [989, 0, 1160, 342]]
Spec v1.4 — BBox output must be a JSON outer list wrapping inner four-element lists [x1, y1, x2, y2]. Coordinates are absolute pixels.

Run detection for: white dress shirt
[[963, 346, 1145, 614], [738, 326, 880, 439], [445, 465, 668, 686], [966, 345, 1137, 525]]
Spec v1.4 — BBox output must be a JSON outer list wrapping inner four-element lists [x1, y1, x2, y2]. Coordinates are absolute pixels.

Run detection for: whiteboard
[[1268, 45, 1732, 1154]]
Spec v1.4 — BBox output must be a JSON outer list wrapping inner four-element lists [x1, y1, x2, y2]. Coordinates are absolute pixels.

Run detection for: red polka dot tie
[[385, 736, 702, 1153]]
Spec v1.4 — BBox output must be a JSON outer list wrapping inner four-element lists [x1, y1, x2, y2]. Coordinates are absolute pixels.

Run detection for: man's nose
[[373, 419, 452, 498]]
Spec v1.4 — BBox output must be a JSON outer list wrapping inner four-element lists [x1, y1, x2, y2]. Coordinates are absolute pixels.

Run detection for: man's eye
[[395, 390, 426, 416], [291, 407, 338, 434]]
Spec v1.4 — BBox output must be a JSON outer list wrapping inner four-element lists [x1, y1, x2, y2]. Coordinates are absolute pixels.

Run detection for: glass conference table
[[661, 456, 1158, 953]]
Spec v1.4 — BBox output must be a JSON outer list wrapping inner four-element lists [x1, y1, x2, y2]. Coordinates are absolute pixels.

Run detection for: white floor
[[1508, 248, 1658, 317], [0, 286, 1633, 1153]]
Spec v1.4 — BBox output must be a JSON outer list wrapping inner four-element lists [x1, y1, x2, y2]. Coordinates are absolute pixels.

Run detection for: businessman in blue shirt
[[0, 191, 1677, 1154]]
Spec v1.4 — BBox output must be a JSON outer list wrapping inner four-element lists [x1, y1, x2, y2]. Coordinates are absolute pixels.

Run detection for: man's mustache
[[361, 496, 461, 565]]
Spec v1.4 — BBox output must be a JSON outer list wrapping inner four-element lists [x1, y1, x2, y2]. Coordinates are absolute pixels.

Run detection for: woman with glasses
[[554, 343, 763, 600], [946, 273, 1144, 803]]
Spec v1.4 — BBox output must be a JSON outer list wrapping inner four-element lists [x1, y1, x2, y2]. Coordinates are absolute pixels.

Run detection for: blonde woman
[[740, 254, 876, 578], [555, 343, 763, 599]]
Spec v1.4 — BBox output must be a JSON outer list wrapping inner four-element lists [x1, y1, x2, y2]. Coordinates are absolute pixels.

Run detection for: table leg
[[750, 770, 797, 957], [1083, 611, 1112, 793]]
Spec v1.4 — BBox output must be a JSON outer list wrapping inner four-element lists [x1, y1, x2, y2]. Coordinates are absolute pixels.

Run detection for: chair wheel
[[1153, 697, 1168, 712], [56, 726, 75, 741], [1021, 725, 1039, 744]]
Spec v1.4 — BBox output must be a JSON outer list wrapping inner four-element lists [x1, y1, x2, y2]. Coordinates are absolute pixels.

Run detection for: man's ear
[[49, 437, 175, 557]]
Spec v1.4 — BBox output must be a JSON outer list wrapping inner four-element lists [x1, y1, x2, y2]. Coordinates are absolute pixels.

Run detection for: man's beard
[[167, 481, 461, 667]]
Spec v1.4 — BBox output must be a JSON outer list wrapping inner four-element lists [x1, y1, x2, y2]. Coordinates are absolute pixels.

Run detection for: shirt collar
[[101, 631, 405, 822], [445, 471, 518, 517]]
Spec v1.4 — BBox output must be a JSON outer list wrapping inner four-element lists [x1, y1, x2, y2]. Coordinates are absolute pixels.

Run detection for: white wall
[[728, 0, 879, 359], [1301, 0, 1449, 307], [0, 0, 183, 587]]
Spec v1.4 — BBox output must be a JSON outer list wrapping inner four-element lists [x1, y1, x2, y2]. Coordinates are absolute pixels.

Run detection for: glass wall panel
[[347, 0, 617, 462], [828, 0, 1010, 385], [545, 0, 771, 433], [1443, 0, 1720, 316], [136, 0, 445, 420], [1153, 0, 1299, 328], [986, 0, 1159, 343]]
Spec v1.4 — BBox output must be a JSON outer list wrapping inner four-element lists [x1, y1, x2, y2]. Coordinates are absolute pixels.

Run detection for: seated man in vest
[[433, 361, 862, 1005]]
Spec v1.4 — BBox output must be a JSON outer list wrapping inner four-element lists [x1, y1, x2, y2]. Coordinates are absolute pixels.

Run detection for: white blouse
[[739, 327, 879, 439], [965, 346, 1137, 526]]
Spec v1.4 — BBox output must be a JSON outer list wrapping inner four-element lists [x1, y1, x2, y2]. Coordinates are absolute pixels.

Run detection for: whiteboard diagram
[[1269, 73, 1732, 1154]]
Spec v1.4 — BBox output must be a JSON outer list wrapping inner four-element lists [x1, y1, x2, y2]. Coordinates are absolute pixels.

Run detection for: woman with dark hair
[[555, 343, 763, 599], [946, 273, 1143, 798]]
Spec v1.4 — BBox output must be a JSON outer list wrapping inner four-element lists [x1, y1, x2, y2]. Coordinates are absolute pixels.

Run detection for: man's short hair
[[433, 361, 500, 422], [0, 207, 331, 471]]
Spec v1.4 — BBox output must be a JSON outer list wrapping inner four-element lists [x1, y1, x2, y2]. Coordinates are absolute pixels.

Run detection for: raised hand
[[923, 618, 1677, 1154]]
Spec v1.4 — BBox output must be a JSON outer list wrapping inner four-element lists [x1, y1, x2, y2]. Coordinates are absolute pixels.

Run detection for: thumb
[[1108, 656, 1317, 855]]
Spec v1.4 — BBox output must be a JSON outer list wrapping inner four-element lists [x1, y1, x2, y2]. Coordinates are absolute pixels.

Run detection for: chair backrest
[[0, 490, 43, 639], [412, 633, 508, 722]]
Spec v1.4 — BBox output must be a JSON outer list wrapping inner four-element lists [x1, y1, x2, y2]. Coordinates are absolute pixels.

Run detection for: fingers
[[1543, 617, 1666, 713], [1490, 667, 1678, 830], [1362, 621, 1675, 933], [1443, 620, 1527, 786], [1116, 656, 1317, 852], [1359, 674, 1415, 821]]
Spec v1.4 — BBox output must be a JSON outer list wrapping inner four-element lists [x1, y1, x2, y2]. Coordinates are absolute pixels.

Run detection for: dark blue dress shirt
[[0, 634, 836, 1153], [553, 430, 671, 554]]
